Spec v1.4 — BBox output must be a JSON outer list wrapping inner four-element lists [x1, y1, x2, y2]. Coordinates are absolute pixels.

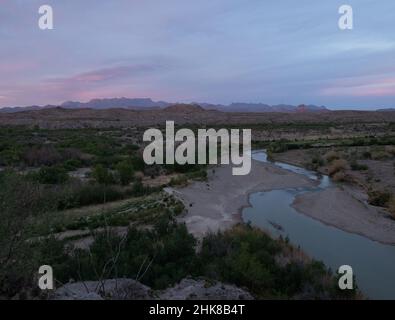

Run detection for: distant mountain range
[[376, 108, 395, 112], [0, 97, 331, 113], [201, 102, 328, 113], [61, 98, 169, 110]]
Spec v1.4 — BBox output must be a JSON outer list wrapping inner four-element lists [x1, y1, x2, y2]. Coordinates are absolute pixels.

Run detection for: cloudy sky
[[0, 0, 394, 109]]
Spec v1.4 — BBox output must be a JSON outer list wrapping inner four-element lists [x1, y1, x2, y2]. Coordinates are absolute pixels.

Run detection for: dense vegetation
[[264, 136, 395, 155], [0, 126, 206, 176], [267, 137, 395, 220], [0, 170, 355, 300], [0, 127, 206, 209], [0, 126, 364, 300], [48, 223, 352, 299], [195, 226, 353, 299]]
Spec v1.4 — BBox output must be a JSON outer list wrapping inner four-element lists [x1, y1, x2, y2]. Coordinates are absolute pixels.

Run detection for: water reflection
[[245, 150, 395, 299]]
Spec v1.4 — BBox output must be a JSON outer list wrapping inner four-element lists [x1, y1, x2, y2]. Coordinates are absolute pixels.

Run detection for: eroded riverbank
[[293, 186, 395, 245], [171, 151, 395, 245], [169, 158, 315, 238], [171, 150, 395, 298]]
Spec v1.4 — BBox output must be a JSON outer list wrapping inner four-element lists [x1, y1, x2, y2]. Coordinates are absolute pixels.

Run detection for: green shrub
[[130, 156, 145, 171], [325, 150, 340, 163], [312, 156, 324, 167], [22, 145, 61, 166], [92, 164, 114, 185], [62, 159, 83, 171], [77, 184, 123, 206], [362, 151, 372, 159], [372, 151, 391, 160], [186, 169, 207, 181], [332, 171, 346, 182], [116, 160, 134, 185], [32, 166, 69, 184], [169, 175, 188, 186], [64, 222, 197, 290], [328, 159, 348, 176], [196, 225, 341, 299], [350, 161, 368, 171], [0, 172, 57, 298], [368, 190, 391, 207]]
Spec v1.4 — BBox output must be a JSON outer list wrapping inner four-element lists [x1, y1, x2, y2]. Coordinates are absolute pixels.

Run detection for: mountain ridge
[[0, 97, 332, 113]]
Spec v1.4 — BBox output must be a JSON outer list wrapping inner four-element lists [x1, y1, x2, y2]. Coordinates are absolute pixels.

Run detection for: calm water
[[242, 151, 395, 299]]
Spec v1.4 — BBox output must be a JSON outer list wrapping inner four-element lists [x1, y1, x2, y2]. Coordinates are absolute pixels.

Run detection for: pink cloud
[[0, 61, 37, 73], [47, 64, 159, 85], [320, 76, 395, 97], [0, 63, 171, 107]]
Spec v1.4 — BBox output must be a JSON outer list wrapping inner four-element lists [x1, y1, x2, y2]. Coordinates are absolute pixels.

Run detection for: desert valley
[[1, 100, 395, 299]]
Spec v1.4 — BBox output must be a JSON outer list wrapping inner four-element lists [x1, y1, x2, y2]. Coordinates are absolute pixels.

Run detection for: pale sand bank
[[168, 157, 395, 245], [167, 159, 315, 238], [292, 187, 395, 245]]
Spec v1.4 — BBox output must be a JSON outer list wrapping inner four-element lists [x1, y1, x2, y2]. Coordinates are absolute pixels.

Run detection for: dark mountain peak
[[163, 103, 205, 113], [61, 97, 170, 109], [296, 104, 308, 112], [296, 104, 328, 113]]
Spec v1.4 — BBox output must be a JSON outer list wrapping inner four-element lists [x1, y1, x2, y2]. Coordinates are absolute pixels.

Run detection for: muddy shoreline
[[292, 187, 395, 245], [168, 159, 315, 238], [169, 154, 395, 245]]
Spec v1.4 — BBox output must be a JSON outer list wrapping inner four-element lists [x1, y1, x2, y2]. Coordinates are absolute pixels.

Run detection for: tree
[[116, 160, 134, 185], [0, 171, 55, 297], [130, 155, 145, 171], [92, 164, 113, 185], [36, 166, 69, 184], [91, 165, 115, 204]]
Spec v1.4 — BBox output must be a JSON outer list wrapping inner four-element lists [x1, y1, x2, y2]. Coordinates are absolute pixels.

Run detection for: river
[[242, 150, 395, 299]]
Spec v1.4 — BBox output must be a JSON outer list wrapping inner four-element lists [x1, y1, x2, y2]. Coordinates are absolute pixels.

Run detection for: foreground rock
[[52, 279, 154, 300], [158, 278, 253, 300], [53, 278, 253, 300]]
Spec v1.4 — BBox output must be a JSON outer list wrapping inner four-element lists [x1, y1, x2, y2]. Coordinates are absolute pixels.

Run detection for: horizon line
[[0, 97, 393, 112]]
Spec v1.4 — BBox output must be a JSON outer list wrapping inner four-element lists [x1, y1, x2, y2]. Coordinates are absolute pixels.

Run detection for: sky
[[0, 0, 394, 110]]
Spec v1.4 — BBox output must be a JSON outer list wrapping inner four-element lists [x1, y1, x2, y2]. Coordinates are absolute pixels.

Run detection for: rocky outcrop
[[158, 278, 253, 300], [52, 278, 253, 300], [52, 279, 154, 300]]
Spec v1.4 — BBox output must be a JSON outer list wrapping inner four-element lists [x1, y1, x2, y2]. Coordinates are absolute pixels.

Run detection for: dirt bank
[[292, 186, 395, 245], [166, 159, 315, 238], [168, 154, 395, 245]]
